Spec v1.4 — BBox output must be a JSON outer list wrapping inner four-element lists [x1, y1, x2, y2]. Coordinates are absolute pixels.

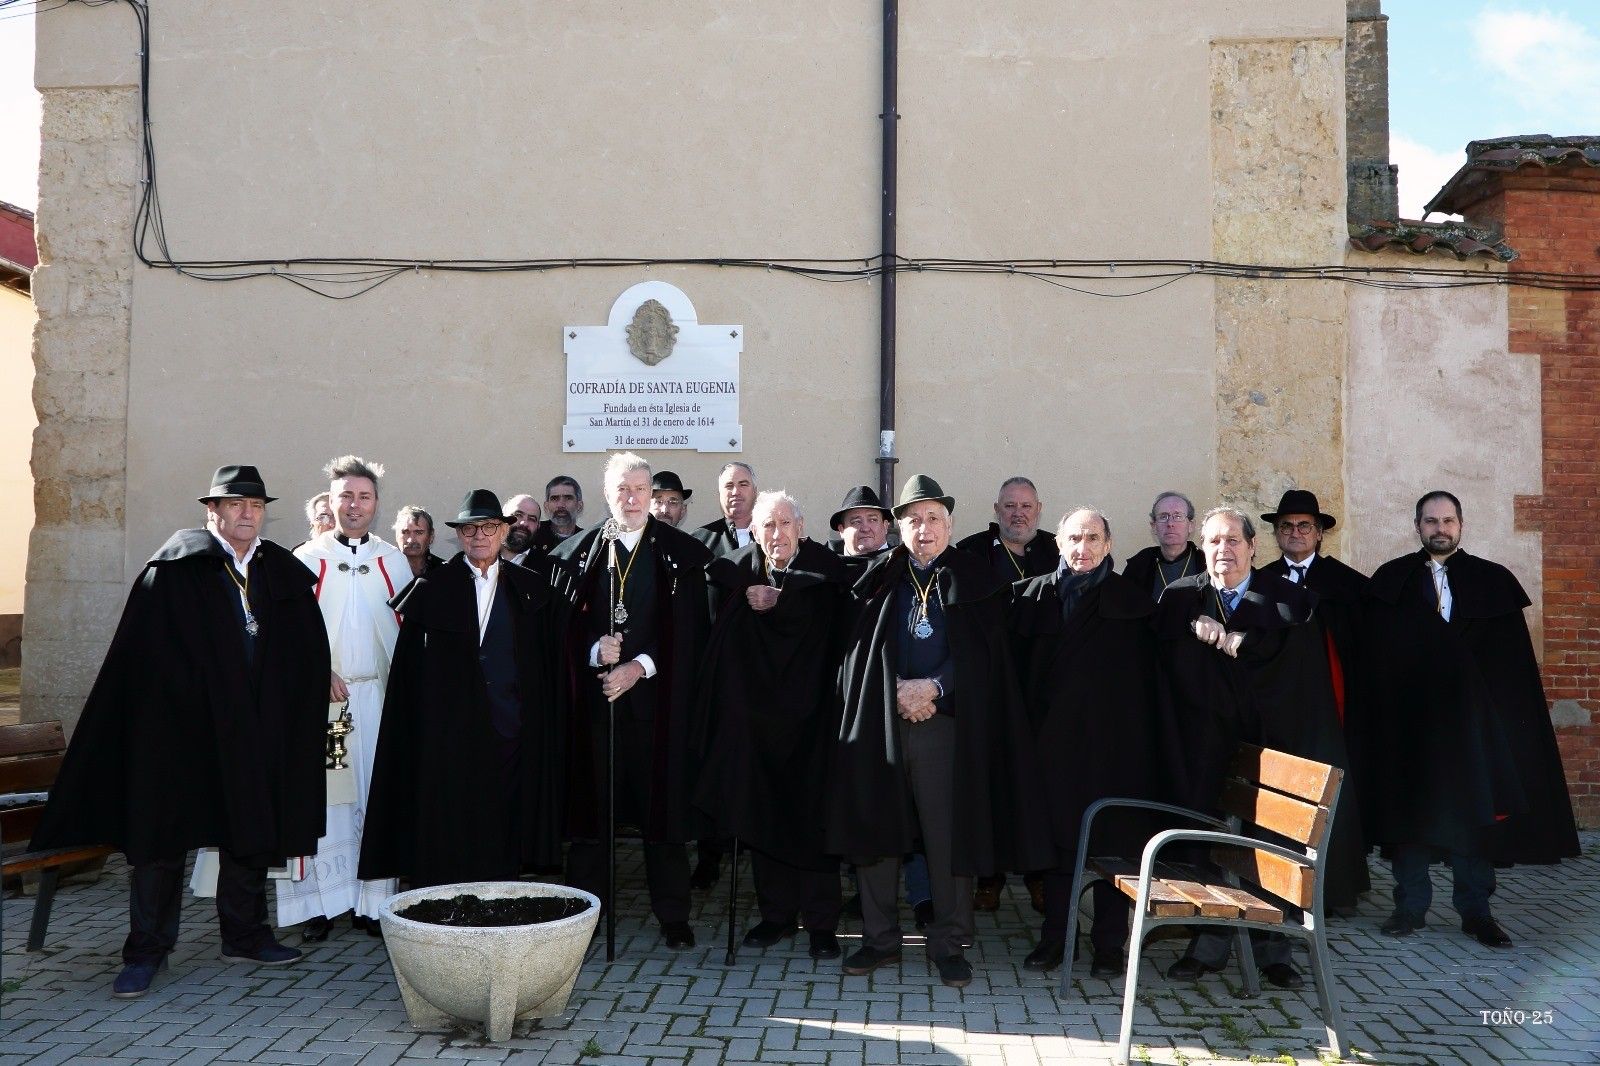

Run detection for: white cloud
[[1391, 134, 1467, 220], [1470, 7, 1600, 131]]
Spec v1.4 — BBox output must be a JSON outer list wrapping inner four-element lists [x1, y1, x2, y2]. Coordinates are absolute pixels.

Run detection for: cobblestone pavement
[[1, 836, 1596, 1065]]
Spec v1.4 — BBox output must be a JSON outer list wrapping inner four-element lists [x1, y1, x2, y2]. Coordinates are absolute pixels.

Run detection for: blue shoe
[[112, 958, 166, 998], [221, 939, 303, 966]]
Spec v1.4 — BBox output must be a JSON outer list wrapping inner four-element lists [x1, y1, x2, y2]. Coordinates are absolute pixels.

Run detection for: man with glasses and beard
[[1354, 491, 1578, 949]]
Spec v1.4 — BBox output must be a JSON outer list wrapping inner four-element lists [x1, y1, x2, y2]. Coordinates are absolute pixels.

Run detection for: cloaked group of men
[[31, 454, 1579, 1000]]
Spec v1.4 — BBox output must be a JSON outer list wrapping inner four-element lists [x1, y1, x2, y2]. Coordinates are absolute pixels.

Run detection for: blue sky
[[3, 2, 1599, 220]]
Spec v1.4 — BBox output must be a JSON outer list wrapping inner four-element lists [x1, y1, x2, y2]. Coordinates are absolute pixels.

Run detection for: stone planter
[[378, 881, 600, 1042]]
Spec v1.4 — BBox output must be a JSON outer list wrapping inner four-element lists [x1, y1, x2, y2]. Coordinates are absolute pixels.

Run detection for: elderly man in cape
[[828, 475, 1051, 988], [549, 453, 712, 949], [693, 490, 852, 959], [32, 465, 329, 998]]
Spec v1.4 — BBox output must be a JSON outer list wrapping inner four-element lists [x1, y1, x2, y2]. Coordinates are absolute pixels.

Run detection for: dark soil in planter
[[398, 893, 590, 927]]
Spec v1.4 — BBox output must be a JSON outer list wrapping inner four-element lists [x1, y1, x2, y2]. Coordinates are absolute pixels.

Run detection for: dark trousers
[[1043, 873, 1129, 955], [566, 696, 692, 924], [1187, 928, 1292, 968], [124, 850, 270, 964], [1391, 845, 1495, 921], [752, 849, 841, 932], [858, 714, 972, 959]]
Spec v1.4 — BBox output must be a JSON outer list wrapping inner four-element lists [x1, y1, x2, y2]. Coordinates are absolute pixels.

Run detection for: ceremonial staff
[[601, 517, 623, 962]]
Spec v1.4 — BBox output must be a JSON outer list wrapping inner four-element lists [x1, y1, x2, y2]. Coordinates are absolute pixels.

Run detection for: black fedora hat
[[446, 489, 508, 528], [893, 475, 956, 519], [651, 470, 693, 501], [830, 485, 893, 530], [198, 464, 276, 503], [1261, 488, 1337, 530]]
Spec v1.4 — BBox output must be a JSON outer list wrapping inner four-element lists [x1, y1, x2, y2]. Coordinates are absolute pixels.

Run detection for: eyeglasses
[[458, 523, 504, 539], [1152, 512, 1190, 524], [1276, 520, 1318, 535]]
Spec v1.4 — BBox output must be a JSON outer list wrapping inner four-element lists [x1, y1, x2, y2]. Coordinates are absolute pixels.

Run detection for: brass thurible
[[326, 704, 355, 770]]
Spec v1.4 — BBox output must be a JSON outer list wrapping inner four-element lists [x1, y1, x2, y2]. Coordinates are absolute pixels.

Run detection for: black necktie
[[1289, 563, 1306, 584]]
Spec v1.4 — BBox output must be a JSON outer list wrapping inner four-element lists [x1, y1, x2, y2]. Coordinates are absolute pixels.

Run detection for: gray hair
[[392, 505, 433, 533], [718, 461, 757, 484], [324, 455, 385, 495], [603, 452, 651, 495], [545, 475, 582, 502], [1149, 490, 1195, 521], [751, 489, 803, 528], [1200, 506, 1256, 543], [1058, 506, 1112, 541], [999, 475, 1038, 496], [304, 492, 330, 523]]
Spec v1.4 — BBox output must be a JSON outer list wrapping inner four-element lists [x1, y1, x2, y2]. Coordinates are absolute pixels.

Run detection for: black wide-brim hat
[[446, 488, 508, 528], [1261, 488, 1336, 530], [830, 485, 893, 530], [198, 464, 276, 503], [892, 474, 956, 519], [651, 470, 693, 501]]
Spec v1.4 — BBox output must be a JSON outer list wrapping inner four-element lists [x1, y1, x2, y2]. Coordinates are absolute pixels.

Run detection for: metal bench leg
[[1115, 913, 1148, 1065], [1060, 871, 1087, 996], [1308, 927, 1345, 1057], [27, 868, 60, 952], [1232, 925, 1259, 997]]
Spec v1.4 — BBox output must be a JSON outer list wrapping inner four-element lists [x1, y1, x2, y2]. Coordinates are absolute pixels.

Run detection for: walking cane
[[724, 836, 741, 965], [602, 520, 622, 962]]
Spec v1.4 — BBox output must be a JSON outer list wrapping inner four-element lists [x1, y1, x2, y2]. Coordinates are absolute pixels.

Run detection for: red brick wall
[[1493, 168, 1600, 828]]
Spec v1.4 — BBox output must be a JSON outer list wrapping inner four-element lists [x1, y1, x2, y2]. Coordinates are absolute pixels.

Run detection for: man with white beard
[[278, 455, 408, 941]]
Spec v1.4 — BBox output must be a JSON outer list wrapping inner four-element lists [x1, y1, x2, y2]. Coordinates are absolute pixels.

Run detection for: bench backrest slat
[[0, 721, 66, 759], [0, 805, 45, 843], [1227, 744, 1338, 807], [1217, 779, 1328, 846], [1211, 842, 1316, 910], [0, 753, 64, 795]]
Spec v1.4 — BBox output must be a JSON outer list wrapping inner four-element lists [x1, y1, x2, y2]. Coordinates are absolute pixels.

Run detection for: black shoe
[[1090, 951, 1122, 979], [1261, 962, 1305, 990], [1022, 939, 1064, 972], [913, 900, 934, 931], [742, 920, 798, 948], [690, 858, 722, 891], [1165, 956, 1225, 982], [843, 893, 863, 919], [842, 945, 901, 975], [111, 958, 167, 998], [661, 921, 696, 950], [221, 939, 303, 966], [301, 915, 331, 943], [933, 953, 973, 988], [1462, 915, 1513, 948], [1380, 911, 1424, 937], [808, 930, 841, 960]]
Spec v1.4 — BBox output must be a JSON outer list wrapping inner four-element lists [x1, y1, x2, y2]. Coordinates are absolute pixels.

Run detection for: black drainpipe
[[876, 0, 899, 505]]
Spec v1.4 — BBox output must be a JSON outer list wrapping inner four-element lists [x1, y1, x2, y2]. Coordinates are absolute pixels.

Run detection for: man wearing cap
[[549, 453, 713, 949], [32, 466, 330, 998], [1355, 491, 1578, 948], [1123, 491, 1204, 602], [360, 489, 564, 889], [693, 490, 852, 960], [829, 476, 1050, 988], [650, 471, 693, 528], [271, 456, 408, 942], [829, 485, 894, 573]]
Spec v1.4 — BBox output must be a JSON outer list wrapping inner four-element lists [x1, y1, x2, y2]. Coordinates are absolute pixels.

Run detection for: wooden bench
[[1060, 744, 1347, 1064], [1, 721, 116, 951]]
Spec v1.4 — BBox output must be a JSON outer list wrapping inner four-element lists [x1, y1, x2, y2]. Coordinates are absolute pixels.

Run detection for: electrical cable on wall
[[10, 0, 1600, 300]]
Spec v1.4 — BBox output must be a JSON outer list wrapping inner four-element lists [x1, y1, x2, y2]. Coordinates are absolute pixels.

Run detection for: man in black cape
[[359, 489, 564, 890], [692, 491, 852, 960], [1354, 490, 1578, 949], [1010, 508, 1175, 977], [1123, 490, 1204, 601], [548, 453, 712, 949], [32, 465, 330, 998], [828, 484, 894, 574], [1154, 507, 1365, 990], [828, 475, 1052, 988]]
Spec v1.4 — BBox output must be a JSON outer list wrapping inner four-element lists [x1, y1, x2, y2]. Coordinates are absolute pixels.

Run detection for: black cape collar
[[857, 544, 1004, 605]]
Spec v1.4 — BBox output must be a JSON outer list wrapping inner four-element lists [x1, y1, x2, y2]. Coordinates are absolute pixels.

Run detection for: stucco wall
[[29, 0, 1349, 727], [1343, 250, 1540, 636], [1, 288, 36, 615]]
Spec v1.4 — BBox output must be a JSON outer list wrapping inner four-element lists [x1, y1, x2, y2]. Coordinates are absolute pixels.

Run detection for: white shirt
[[1429, 557, 1453, 622], [734, 525, 752, 548], [465, 555, 500, 644], [1284, 553, 1317, 583], [588, 524, 657, 678], [1211, 571, 1252, 605]]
